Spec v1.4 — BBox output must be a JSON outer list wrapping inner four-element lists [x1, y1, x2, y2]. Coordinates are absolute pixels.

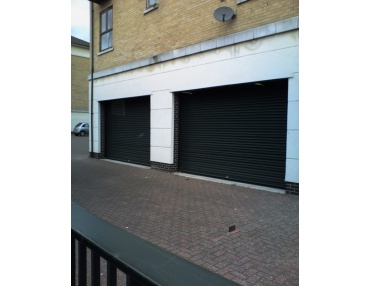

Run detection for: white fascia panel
[[288, 73, 299, 102], [151, 129, 172, 148], [91, 99, 100, 154], [151, 90, 173, 109], [168, 47, 299, 93], [151, 147, 173, 164], [92, 31, 299, 91], [93, 46, 298, 99], [71, 46, 90, 58], [151, 109, 173, 129], [287, 101, 299, 130], [286, 130, 299, 159], [285, 158, 299, 183]]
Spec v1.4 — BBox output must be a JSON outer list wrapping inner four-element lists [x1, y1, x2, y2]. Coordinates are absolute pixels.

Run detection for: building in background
[[87, 0, 299, 194], [71, 36, 90, 131]]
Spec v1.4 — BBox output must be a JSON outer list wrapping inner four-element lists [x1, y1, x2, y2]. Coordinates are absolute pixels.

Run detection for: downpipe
[[90, 1, 94, 158]]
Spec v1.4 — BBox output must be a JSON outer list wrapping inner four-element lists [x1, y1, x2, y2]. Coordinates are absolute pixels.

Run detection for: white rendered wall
[[88, 90, 100, 155], [92, 31, 298, 99], [150, 91, 174, 164], [90, 30, 299, 182], [286, 73, 299, 183], [71, 45, 90, 58]]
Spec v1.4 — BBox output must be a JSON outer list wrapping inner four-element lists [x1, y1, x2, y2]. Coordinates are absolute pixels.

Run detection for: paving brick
[[72, 136, 299, 286]]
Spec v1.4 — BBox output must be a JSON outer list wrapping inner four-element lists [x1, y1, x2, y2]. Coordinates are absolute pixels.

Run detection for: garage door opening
[[103, 96, 150, 166], [177, 79, 288, 189]]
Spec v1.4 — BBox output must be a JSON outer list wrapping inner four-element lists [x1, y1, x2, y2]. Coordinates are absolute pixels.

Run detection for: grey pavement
[[72, 135, 299, 286]]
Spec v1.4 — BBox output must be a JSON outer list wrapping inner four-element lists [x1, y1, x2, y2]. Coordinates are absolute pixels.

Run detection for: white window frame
[[144, 0, 158, 14], [147, 0, 157, 8], [100, 6, 113, 52]]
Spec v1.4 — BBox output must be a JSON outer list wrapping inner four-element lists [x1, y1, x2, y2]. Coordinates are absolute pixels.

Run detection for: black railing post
[[72, 202, 240, 286], [107, 262, 117, 286], [72, 235, 75, 286], [91, 251, 100, 286], [78, 241, 87, 286]]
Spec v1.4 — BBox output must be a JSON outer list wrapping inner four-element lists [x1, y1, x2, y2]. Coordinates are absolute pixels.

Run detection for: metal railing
[[72, 202, 240, 286]]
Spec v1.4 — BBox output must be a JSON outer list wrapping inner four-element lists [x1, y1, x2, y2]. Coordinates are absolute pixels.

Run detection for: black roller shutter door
[[179, 79, 287, 189], [104, 96, 150, 166]]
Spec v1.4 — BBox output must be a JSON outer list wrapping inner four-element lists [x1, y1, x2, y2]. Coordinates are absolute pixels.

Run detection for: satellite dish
[[213, 6, 235, 22]]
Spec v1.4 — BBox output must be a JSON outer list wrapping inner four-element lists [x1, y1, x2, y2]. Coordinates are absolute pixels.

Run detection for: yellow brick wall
[[93, 0, 299, 72], [71, 55, 90, 110]]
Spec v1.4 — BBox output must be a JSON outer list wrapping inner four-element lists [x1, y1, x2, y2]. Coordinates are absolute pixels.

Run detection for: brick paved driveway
[[72, 135, 299, 285]]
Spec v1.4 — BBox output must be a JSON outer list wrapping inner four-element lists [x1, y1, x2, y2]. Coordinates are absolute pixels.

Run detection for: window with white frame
[[100, 7, 113, 51]]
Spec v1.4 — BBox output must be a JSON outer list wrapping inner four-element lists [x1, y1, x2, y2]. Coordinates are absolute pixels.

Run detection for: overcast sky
[[71, 0, 90, 42]]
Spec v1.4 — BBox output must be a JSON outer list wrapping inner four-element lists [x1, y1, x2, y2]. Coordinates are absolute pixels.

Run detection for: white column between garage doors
[[150, 90, 174, 164]]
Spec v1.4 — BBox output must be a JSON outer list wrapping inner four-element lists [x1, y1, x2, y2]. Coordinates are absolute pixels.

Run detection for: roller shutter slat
[[104, 96, 150, 166], [179, 80, 288, 189]]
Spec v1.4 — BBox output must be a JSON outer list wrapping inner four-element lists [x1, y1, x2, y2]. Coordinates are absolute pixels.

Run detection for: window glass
[[147, 0, 156, 7], [108, 9, 113, 30], [100, 7, 113, 51], [107, 31, 112, 48], [101, 33, 109, 51], [101, 13, 106, 33], [101, 32, 113, 51]]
